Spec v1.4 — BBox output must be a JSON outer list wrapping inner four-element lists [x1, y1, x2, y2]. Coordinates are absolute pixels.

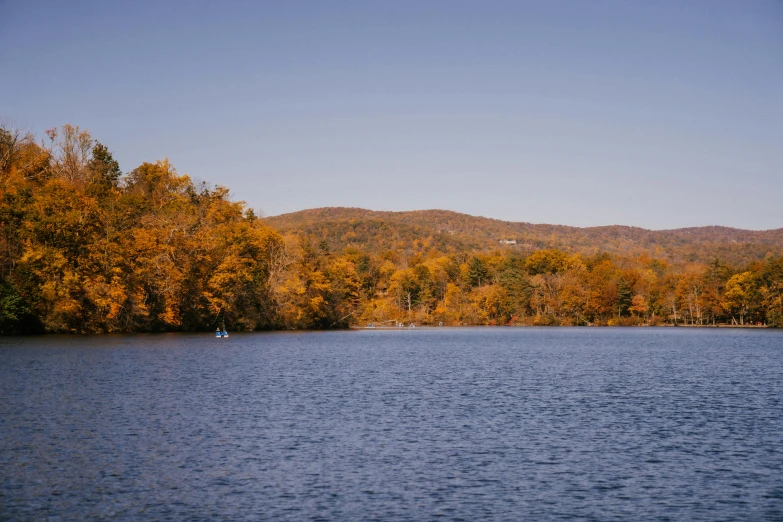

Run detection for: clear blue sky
[[1, 0, 781, 229]]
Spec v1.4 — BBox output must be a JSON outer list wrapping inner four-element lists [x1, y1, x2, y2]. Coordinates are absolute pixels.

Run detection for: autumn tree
[[722, 272, 757, 325], [760, 256, 783, 327], [3, 123, 782, 334]]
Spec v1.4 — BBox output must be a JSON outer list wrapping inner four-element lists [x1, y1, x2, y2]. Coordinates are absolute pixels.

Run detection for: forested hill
[[2, 125, 782, 333], [265, 208, 783, 266]]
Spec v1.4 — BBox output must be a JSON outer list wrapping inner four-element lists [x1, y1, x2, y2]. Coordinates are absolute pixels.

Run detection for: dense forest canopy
[[1, 124, 782, 333]]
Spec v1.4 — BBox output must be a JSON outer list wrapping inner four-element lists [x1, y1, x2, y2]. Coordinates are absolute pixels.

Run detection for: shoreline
[[349, 323, 771, 330], [0, 324, 773, 337]]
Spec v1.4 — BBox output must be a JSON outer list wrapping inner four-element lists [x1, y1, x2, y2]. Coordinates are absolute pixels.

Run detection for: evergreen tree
[[618, 279, 633, 317], [87, 142, 121, 188], [467, 256, 488, 287]]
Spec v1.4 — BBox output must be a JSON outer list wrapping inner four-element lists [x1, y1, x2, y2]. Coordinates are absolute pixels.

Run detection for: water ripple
[[1, 328, 782, 520]]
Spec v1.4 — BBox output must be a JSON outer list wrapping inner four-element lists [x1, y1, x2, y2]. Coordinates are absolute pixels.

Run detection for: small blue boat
[[215, 328, 229, 338]]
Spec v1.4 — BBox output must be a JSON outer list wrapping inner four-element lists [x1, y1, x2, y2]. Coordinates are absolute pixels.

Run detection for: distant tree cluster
[[1, 125, 781, 333], [349, 247, 783, 328]]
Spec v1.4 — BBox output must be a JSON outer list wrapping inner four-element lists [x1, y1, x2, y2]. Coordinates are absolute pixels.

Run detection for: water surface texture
[[2, 328, 782, 520]]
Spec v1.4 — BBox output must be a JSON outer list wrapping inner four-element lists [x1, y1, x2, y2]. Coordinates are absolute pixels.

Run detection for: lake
[[1, 328, 782, 520]]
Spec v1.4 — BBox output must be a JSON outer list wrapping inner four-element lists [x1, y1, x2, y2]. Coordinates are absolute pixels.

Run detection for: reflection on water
[[1, 328, 782, 520]]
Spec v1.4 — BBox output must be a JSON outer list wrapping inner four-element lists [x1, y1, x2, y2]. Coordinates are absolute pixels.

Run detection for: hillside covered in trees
[[265, 208, 783, 266], [1, 125, 782, 333]]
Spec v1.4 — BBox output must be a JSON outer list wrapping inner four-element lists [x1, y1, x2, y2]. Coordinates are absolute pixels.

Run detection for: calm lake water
[[1, 328, 782, 521]]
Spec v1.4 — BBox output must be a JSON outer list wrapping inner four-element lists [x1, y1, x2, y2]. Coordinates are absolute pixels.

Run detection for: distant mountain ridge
[[264, 207, 783, 265]]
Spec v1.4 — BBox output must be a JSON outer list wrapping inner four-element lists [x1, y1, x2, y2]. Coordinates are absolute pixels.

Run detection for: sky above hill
[[1, 0, 781, 230]]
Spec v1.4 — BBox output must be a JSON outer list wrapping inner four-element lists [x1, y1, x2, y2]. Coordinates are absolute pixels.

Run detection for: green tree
[[617, 278, 633, 318], [87, 142, 121, 190], [0, 278, 29, 333], [466, 256, 488, 287]]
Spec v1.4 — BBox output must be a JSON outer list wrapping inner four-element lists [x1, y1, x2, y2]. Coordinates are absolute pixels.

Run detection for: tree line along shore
[[1, 125, 781, 334]]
